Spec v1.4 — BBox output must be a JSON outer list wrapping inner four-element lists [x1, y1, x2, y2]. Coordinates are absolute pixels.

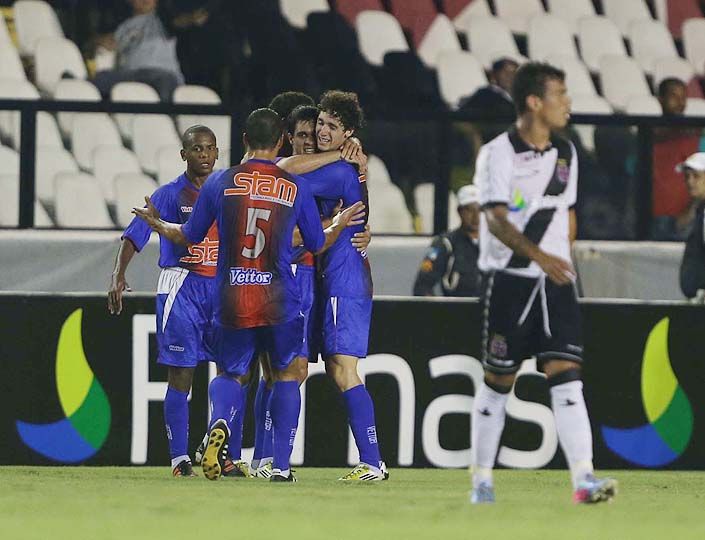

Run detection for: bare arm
[[132, 196, 189, 245], [486, 205, 575, 285], [569, 208, 577, 245], [278, 151, 341, 175], [108, 239, 136, 315]]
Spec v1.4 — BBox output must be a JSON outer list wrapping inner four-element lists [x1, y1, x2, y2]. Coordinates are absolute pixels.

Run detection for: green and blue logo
[[601, 318, 693, 467], [508, 188, 526, 212], [16, 309, 111, 463]]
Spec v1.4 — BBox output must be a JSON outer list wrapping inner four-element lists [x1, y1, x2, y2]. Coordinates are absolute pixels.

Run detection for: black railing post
[[635, 125, 653, 240], [229, 109, 241, 167], [434, 117, 451, 235], [18, 105, 36, 229]]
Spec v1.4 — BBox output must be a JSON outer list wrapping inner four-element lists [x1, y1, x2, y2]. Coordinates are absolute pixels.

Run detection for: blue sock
[[164, 386, 189, 461], [270, 380, 300, 472], [343, 384, 381, 467], [228, 383, 248, 460], [253, 379, 273, 462], [208, 375, 243, 437]]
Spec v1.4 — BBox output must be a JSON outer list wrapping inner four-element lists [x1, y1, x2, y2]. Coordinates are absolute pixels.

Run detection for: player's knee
[[276, 356, 308, 383], [325, 357, 360, 392], [483, 371, 515, 393], [542, 359, 582, 382], [167, 367, 194, 393]]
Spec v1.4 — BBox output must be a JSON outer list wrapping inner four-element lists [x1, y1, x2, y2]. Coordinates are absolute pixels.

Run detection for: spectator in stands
[[678, 153, 705, 299], [458, 57, 518, 120], [93, 0, 184, 101], [413, 184, 481, 297], [652, 78, 700, 240]]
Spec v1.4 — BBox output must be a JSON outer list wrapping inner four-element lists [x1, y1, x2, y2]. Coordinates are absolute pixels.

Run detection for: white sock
[[471, 382, 509, 488], [171, 455, 190, 469], [550, 380, 595, 489]]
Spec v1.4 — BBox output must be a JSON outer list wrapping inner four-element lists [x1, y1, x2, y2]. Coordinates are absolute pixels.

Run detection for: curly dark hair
[[511, 62, 565, 115], [318, 90, 364, 132]]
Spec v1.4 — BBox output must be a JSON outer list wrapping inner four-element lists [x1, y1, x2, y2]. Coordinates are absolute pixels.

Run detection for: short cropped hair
[[491, 57, 519, 73], [245, 108, 283, 150], [182, 125, 216, 148], [318, 90, 364, 132], [658, 77, 686, 99], [511, 62, 566, 115], [268, 91, 315, 119], [287, 105, 319, 134]]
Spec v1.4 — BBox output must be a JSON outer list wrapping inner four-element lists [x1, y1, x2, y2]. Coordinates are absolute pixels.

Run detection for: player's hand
[[340, 138, 361, 162], [132, 196, 161, 229], [351, 151, 368, 175], [536, 252, 576, 285], [351, 224, 371, 252], [333, 201, 366, 229], [108, 274, 131, 315]]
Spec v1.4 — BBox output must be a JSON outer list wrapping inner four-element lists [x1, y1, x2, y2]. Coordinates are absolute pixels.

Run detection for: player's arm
[[351, 224, 372, 253], [413, 237, 450, 296], [317, 202, 366, 254], [278, 139, 365, 175], [108, 239, 136, 315], [569, 208, 577, 245], [132, 196, 189, 245], [485, 204, 574, 285]]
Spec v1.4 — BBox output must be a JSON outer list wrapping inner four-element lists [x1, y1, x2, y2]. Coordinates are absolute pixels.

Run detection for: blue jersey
[[302, 161, 372, 297], [182, 159, 325, 329], [123, 174, 218, 277]]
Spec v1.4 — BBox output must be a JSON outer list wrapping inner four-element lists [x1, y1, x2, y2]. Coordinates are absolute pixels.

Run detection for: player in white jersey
[[470, 62, 617, 504]]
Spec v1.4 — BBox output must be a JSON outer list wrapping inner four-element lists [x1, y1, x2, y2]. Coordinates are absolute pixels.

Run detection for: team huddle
[[109, 63, 618, 504]]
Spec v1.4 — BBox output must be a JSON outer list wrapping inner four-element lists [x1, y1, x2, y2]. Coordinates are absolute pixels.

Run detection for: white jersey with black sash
[[474, 126, 577, 278]]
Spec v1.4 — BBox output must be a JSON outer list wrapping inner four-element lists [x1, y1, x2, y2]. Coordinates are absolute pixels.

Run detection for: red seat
[[666, 0, 701, 39], [444, 0, 472, 20], [333, 0, 384, 28], [388, 0, 438, 49]]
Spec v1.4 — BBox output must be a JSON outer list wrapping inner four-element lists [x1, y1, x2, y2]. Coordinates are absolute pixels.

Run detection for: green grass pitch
[[1, 468, 703, 540]]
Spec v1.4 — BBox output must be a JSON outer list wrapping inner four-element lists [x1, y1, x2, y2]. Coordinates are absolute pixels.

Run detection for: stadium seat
[[0, 144, 20, 176], [578, 16, 627, 72], [0, 47, 27, 81], [54, 79, 102, 137], [13, 0, 64, 57], [93, 145, 142, 204], [683, 19, 705, 76], [0, 173, 54, 227], [54, 172, 113, 228], [546, 55, 598, 96], [628, 19, 679, 74], [35, 112, 63, 150], [367, 155, 414, 233], [0, 12, 12, 47], [110, 81, 160, 141], [494, 0, 545, 35], [685, 97, 705, 116], [172, 85, 227, 147], [173, 85, 221, 106], [417, 14, 462, 68], [70, 113, 123, 171], [545, 0, 596, 35], [625, 95, 662, 115], [448, 190, 461, 230], [34, 37, 87, 95], [602, 0, 654, 36], [464, 16, 526, 69], [0, 79, 39, 146], [528, 15, 578, 61], [280, 0, 329, 29], [445, 0, 491, 31], [156, 144, 185, 185], [599, 55, 652, 111], [570, 95, 613, 151], [132, 115, 180, 174], [35, 146, 79, 206], [653, 57, 696, 87], [335, 0, 383, 28], [654, 0, 701, 39], [414, 183, 459, 234], [356, 11, 409, 66], [388, 0, 438, 49], [113, 173, 159, 228], [437, 51, 487, 109], [216, 148, 231, 170]]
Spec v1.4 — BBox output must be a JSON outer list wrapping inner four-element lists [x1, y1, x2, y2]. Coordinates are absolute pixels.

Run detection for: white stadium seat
[[216, 148, 231, 170], [599, 55, 652, 111], [685, 98, 705, 117], [0, 173, 54, 227], [0, 79, 39, 146], [602, 0, 654, 36], [464, 16, 526, 69], [629, 19, 679, 74], [448, 0, 491, 31], [528, 15, 578, 61], [0, 47, 27, 81], [545, 0, 595, 35], [0, 145, 20, 176], [113, 173, 159, 228], [414, 183, 460, 234], [132, 115, 180, 174], [418, 15, 462, 68], [110, 81, 160, 140], [0, 12, 12, 47], [93, 146, 142, 204], [494, 0, 544, 35], [54, 172, 113, 228], [356, 11, 409, 67], [367, 154, 414, 233], [683, 18, 705, 76], [625, 95, 662, 115], [578, 16, 627, 72], [70, 113, 123, 171], [35, 112, 63, 150], [173, 85, 228, 148], [156, 145, 185, 185], [279, 0, 329, 29], [35, 146, 79, 206], [546, 55, 598, 97], [13, 0, 64, 57], [437, 51, 488, 109], [54, 79, 102, 136], [34, 37, 87, 94], [653, 57, 696, 88]]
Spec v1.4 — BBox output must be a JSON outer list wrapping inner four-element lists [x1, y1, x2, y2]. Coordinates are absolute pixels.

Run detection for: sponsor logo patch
[[229, 267, 273, 285]]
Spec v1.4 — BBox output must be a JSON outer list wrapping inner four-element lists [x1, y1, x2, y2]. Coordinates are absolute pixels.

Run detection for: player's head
[[677, 152, 705, 201], [658, 77, 687, 116], [287, 105, 319, 156], [490, 57, 519, 93], [243, 108, 284, 153], [268, 91, 315, 120], [456, 184, 480, 233], [512, 62, 570, 129], [180, 125, 218, 177], [316, 90, 364, 152], [129, 0, 157, 16]]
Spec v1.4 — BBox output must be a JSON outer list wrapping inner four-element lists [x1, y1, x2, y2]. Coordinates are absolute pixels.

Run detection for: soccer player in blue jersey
[[108, 125, 221, 478], [133, 108, 365, 482]]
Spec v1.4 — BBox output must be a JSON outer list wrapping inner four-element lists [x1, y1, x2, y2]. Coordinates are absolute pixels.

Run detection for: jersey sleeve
[[303, 163, 344, 199], [475, 142, 513, 207], [412, 236, 450, 296], [567, 142, 578, 209], [122, 186, 169, 251], [295, 177, 325, 253], [182, 171, 220, 244]]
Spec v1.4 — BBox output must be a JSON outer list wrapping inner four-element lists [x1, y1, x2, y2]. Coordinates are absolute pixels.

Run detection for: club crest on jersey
[[556, 158, 570, 184], [489, 334, 508, 359], [229, 267, 273, 285], [224, 171, 297, 207]]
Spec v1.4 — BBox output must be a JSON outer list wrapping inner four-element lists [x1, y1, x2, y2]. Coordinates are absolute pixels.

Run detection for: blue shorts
[[296, 265, 318, 362], [215, 314, 306, 376], [156, 267, 215, 368], [319, 295, 372, 359]]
